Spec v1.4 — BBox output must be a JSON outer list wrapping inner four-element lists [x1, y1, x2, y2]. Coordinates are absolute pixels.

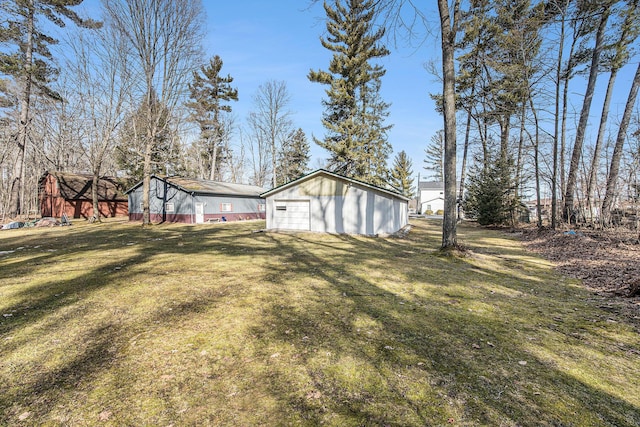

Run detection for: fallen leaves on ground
[[518, 225, 640, 328]]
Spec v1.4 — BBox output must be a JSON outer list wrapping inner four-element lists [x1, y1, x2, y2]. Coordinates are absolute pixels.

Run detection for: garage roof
[[260, 169, 410, 201]]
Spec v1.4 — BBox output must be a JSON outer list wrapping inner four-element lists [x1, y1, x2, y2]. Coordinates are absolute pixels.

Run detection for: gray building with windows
[[126, 175, 267, 224]]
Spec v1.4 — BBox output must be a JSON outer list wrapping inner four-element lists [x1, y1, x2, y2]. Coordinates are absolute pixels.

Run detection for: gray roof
[[166, 177, 267, 196], [126, 175, 267, 197], [418, 181, 444, 190]]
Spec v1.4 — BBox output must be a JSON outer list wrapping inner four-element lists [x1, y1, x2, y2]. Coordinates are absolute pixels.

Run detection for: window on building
[[258, 203, 266, 212], [275, 205, 286, 211], [139, 202, 144, 211], [165, 202, 175, 213], [221, 203, 232, 212]]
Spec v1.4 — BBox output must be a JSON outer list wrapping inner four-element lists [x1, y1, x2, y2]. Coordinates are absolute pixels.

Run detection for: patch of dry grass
[[0, 218, 638, 426]]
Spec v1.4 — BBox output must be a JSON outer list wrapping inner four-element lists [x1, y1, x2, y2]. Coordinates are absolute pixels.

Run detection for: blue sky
[[74, 0, 639, 186], [202, 0, 443, 175], [201, 0, 640, 188]]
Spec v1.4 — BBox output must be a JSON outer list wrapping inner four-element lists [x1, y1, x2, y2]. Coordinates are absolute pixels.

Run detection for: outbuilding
[[126, 175, 267, 224], [39, 171, 128, 219], [260, 169, 409, 236]]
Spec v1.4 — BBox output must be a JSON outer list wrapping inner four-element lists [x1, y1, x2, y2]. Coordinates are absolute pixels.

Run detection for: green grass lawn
[[1, 218, 638, 426]]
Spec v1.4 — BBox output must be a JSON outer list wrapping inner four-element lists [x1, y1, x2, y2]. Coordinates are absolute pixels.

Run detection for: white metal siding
[[263, 172, 408, 235], [273, 200, 310, 230]]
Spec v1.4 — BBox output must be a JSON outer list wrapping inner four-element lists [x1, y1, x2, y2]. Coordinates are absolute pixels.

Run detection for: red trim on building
[[128, 212, 265, 223]]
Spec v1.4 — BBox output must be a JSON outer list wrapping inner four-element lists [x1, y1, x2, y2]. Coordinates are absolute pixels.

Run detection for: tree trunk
[[560, 65, 569, 207], [458, 106, 472, 221], [271, 131, 277, 189], [209, 114, 221, 181], [563, 6, 609, 223], [143, 134, 152, 226], [143, 92, 154, 226], [515, 105, 526, 201], [90, 126, 110, 223], [559, 16, 582, 221], [498, 115, 511, 165], [91, 146, 107, 223], [602, 62, 640, 224], [92, 172, 101, 222], [586, 68, 618, 223], [438, 0, 459, 250], [209, 139, 218, 181], [529, 96, 542, 228], [472, 112, 489, 167], [551, 3, 567, 230], [9, 2, 35, 218]]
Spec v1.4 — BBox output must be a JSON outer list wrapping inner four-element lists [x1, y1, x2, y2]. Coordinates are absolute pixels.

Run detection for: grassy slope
[[0, 219, 638, 426]]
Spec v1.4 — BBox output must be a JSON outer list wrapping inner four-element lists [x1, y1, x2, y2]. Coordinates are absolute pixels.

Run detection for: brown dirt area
[[516, 225, 640, 327]]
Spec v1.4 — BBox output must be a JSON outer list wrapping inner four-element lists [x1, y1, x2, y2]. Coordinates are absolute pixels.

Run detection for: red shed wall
[[39, 174, 64, 217], [64, 200, 128, 219], [39, 174, 128, 219]]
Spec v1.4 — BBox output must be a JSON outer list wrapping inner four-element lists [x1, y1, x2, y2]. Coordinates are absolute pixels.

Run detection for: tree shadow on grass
[[0, 236, 182, 339], [1, 220, 638, 425], [0, 224, 229, 423], [0, 221, 273, 424], [0, 322, 123, 425], [246, 227, 640, 426]]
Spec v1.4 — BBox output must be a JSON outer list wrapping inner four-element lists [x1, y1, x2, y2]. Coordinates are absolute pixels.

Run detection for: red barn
[[39, 171, 128, 219]]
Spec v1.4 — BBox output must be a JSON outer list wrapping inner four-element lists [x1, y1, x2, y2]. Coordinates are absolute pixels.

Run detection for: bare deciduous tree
[[601, 62, 640, 224], [102, 0, 204, 225], [247, 80, 292, 188], [246, 122, 270, 188], [64, 23, 132, 222], [563, 1, 612, 223]]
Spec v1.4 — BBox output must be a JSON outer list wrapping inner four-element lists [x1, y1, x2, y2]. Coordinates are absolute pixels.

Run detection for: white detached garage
[[261, 169, 409, 236]]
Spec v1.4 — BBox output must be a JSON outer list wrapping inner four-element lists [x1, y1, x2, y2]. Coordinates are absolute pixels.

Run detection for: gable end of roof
[[261, 169, 410, 201]]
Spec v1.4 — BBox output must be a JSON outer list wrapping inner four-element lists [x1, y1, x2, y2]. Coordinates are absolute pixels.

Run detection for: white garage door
[[273, 200, 310, 230]]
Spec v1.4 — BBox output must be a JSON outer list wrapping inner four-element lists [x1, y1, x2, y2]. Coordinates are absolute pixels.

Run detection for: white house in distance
[[260, 169, 409, 236], [417, 181, 445, 214]]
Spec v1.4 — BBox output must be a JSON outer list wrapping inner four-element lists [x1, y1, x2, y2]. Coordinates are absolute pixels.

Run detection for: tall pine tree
[[424, 130, 444, 181], [308, 0, 392, 185], [0, 0, 100, 217], [464, 148, 521, 226], [390, 150, 414, 198], [277, 128, 310, 186], [186, 55, 238, 181]]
